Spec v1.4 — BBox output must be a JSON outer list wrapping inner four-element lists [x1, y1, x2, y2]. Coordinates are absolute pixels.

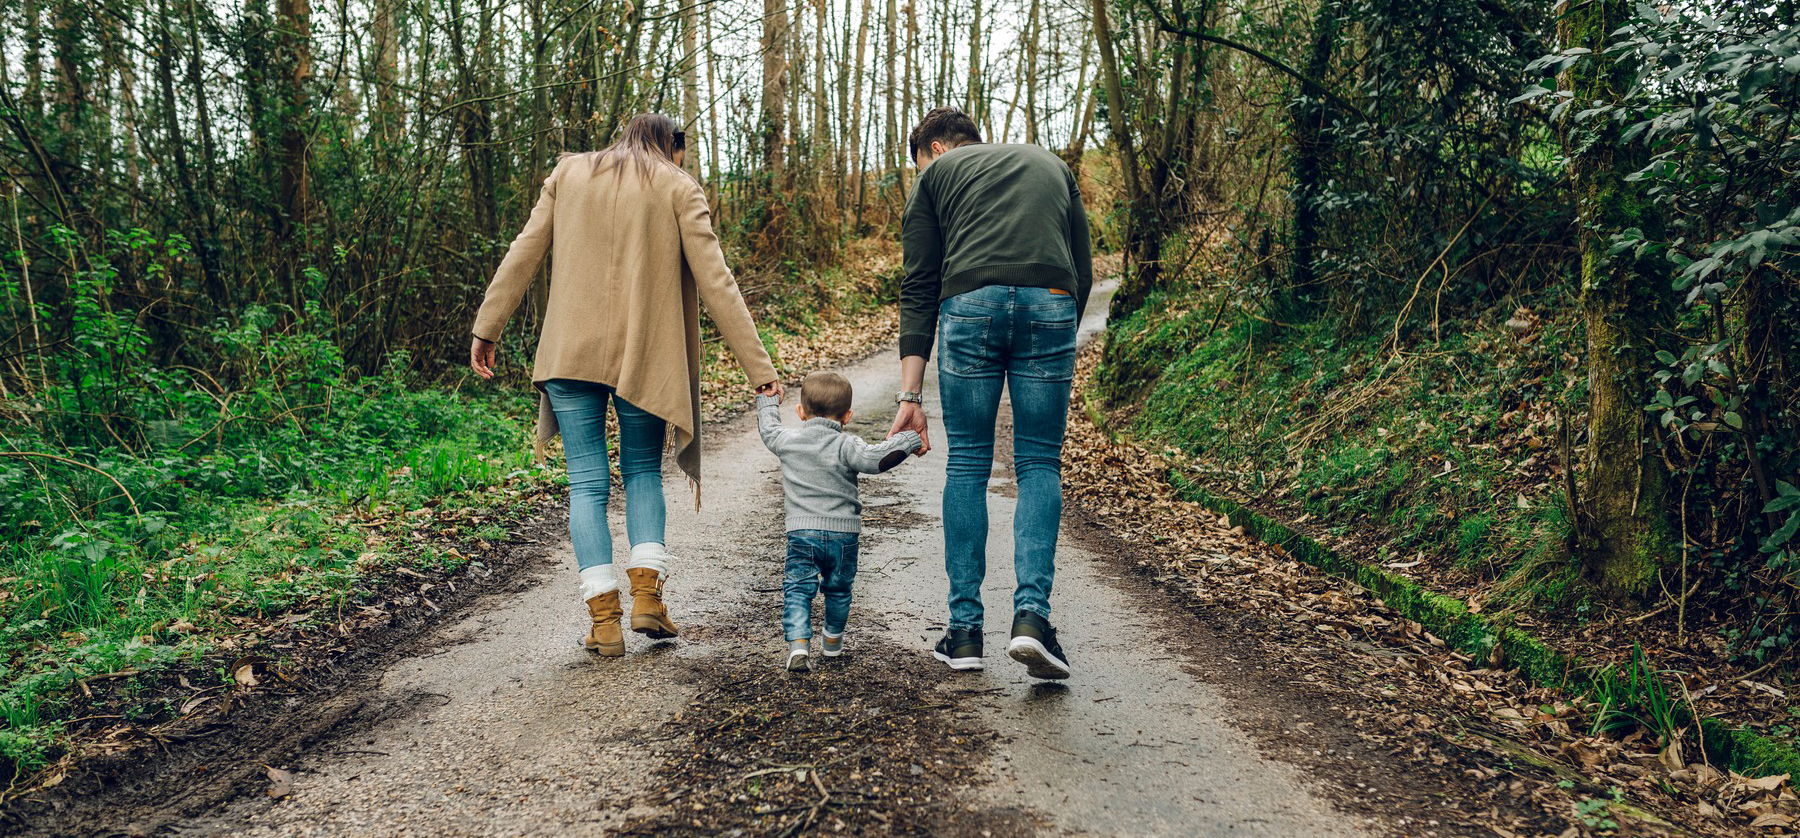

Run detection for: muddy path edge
[[0, 497, 572, 837]]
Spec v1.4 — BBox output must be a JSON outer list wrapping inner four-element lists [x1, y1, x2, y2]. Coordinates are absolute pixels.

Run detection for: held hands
[[889, 400, 931, 456], [756, 379, 785, 401], [470, 336, 497, 379]]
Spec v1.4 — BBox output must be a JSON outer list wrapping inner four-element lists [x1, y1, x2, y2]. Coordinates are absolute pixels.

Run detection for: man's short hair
[[801, 371, 854, 419], [909, 107, 982, 162]]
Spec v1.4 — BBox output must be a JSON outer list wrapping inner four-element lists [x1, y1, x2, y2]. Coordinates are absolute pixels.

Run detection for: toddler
[[757, 371, 923, 671]]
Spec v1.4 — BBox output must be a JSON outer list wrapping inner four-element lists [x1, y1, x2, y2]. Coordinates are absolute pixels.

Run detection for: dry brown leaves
[[700, 307, 899, 423], [1062, 344, 1799, 837]]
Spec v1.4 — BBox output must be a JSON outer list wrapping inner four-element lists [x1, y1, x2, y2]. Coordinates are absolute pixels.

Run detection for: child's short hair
[[801, 372, 853, 419]]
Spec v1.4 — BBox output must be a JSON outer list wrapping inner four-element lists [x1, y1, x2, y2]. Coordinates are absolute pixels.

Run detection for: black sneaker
[[932, 627, 984, 671], [1007, 612, 1071, 680]]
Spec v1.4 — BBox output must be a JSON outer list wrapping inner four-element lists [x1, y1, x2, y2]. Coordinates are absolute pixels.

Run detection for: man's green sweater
[[899, 143, 1093, 360]]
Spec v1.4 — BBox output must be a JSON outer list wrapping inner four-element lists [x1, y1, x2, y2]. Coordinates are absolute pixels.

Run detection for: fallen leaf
[[1736, 772, 1790, 793], [231, 656, 266, 688], [266, 765, 295, 799]]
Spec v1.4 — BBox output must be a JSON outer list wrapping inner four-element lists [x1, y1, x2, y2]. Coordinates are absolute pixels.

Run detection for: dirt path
[[154, 282, 1371, 836]]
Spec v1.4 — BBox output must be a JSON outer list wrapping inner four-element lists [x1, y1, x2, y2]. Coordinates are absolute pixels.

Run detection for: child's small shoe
[[820, 632, 844, 657], [785, 639, 812, 672]]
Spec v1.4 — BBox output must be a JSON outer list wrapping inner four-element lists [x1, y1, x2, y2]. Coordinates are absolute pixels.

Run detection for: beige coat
[[471, 154, 777, 496]]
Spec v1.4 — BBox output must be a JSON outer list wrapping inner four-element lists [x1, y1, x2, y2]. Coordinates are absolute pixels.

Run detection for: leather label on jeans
[[1048, 288, 1070, 295]]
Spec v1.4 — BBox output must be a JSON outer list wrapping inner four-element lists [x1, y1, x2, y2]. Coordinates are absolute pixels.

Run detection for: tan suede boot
[[584, 590, 625, 656], [626, 567, 679, 638]]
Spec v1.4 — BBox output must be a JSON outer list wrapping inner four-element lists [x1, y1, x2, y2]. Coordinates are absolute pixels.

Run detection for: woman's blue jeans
[[542, 379, 667, 570], [936, 285, 1076, 631]]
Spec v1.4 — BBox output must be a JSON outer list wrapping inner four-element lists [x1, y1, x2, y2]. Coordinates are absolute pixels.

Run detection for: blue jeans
[[782, 530, 860, 641], [937, 285, 1076, 631], [543, 379, 667, 570]]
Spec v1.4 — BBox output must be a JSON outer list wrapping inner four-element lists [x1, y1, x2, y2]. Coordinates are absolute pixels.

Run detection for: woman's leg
[[612, 394, 668, 568], [612, 393, 679, 637], [543, 380, 616, 583]]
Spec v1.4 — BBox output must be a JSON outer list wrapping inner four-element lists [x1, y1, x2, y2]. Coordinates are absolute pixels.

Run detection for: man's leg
[[937, 301, 1007, 633], [1003, 288, 1077, 680], [1007, 298, 1076, 621]]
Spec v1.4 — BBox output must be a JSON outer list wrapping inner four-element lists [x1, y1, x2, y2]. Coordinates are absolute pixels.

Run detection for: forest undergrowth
[[1094, 268, 1800, 763]]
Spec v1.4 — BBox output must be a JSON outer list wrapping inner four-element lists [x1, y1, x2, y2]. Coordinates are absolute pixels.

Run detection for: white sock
[[627, 542, 670, 577], [578, 565, 620, 601]]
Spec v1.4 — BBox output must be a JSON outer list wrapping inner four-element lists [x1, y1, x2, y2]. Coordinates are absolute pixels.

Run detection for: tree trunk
[[704, 0, 721, 209], [1092, 0, 1157, 317], [900, 0, 917, 194], [885, 0, 899, 195], [849, 0, 871, 227], [1286, 0, 1339, 313], [1560, 0, 1678, 597], [275, 0, 312, 274], [49, 0, 87, 203], [371, 0, 400, 141], [154, 0, 224, 305], [604, 0, 645, 135], [23, 0, 44, 119], [449, 0, 498, 239], [681, 0, 700, 175], [967, 0, 983, 127], [1064, 31, 1094, 169], [762, 0, 789, 180], [1023, 0, 1039, 144]]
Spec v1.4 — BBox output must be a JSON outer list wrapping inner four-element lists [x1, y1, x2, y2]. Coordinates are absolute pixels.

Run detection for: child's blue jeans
[[782, 529, 859, 641]]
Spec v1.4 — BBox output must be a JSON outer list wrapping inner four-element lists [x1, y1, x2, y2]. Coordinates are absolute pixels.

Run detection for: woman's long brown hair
[[578, 113, 685, 180]]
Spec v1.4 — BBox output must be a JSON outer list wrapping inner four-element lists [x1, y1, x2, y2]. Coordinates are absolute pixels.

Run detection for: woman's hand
[[470, 336, 497, 379], [756, 379, 785, 401]]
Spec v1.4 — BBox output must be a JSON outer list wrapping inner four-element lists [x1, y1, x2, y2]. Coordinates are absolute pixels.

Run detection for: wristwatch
[[896, 390, 923, 405]]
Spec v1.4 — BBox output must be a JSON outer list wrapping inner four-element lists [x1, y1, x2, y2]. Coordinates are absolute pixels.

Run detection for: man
[[888, 107, 1092, 680]]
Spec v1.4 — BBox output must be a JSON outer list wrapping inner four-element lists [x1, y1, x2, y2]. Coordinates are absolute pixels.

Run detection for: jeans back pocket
[[1025, 318, 1077, 381], [938, 312, 996, 376]]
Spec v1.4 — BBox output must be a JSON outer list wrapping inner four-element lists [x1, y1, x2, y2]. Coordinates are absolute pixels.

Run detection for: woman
[[468, 113, 780, 656]]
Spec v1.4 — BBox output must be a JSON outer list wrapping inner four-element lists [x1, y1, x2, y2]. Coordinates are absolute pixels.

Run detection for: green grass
[[1095, 282, 1800, 778], [1096, 283, 1584, 605], [0, 336, 555, 781]]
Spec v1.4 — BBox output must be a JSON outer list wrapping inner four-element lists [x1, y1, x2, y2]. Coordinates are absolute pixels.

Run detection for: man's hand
[[470, 336, 496, 379], [756, 379, 785, 401], [889, 400, 931, 456]]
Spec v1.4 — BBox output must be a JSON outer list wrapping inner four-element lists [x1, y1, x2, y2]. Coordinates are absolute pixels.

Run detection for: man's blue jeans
[[937, 285, 1076, 631], [543, 379, 667, 570], [782, 529, 860, 641]]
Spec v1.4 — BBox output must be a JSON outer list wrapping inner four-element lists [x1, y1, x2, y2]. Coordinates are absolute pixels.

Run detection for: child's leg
[[782, 533, 822, 642], [820, 534, 859, 637]]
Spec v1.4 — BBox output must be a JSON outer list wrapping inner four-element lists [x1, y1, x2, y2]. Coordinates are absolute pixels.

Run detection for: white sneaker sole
[[932, 650, 985, 671], [786, 652, 811, 672], [1007, 636, 1072, 680]]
